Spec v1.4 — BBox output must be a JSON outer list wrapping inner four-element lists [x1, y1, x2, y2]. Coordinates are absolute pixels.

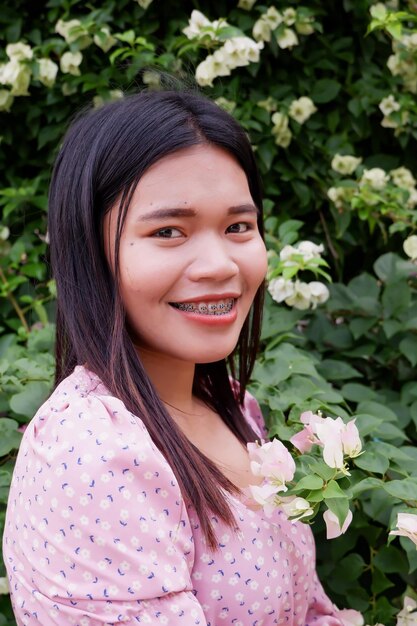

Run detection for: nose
[[185, 235, 240, 283]]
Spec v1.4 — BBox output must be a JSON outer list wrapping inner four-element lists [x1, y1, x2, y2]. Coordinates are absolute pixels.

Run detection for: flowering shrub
[[1, 1, 417, 624]]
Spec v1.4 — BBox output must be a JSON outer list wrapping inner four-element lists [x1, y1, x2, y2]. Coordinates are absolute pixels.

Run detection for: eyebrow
[[136, 204, 259, 222]]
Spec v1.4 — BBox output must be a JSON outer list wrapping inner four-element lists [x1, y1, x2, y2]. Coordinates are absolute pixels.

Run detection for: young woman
[[3, 90, 351, 625]]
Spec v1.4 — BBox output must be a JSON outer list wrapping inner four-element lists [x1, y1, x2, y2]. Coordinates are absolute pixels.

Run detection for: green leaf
[[326, 496, 350, 528], [310, 79, 341, 103], [0, 418, 22, 455], [374, 545, 408, 573], [323, 480, 346, 499], [9, 381, 50, 419], [400, 336, 417, 367], [353, 445, 390, 474], [341, 384, 377, 403], [317, 359, 362, 381], [383, 478, 417, 502], [293, 475, 324, 491]]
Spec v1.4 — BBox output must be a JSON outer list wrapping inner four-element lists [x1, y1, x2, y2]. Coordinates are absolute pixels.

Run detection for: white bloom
[[136, 0, 153, 8], [381, 116, 398, 129], [295, 17, 315, 35], [252, 18, 271, 42], [223, 36, 263, 67], [331, 154, 362, 176], [195, 55, 218, 87], [403, 235, 417, 260], [360, 168, 389, 190], [0, 577, 9, 594], [271, 111, 292, 148], [379, 94, 400, 117], [297, 240, 324, 260], [276, 28, 299, 49], [279, 496, 313, 521], [309, 281, 330, 308], [56, 18, 84, 44], [183, 10, 212, 39], [142, 70, 161, 87], [93, 26, 117, 52], [285, 280, 311, 310], [0, 89, 14, 112], [282, 8, 296, 26], [328, 186, 345, 208], [390, 166, 416, 189], [265, 7, 283, 29], [268, 277, 294, 303], [279, 244, 299, 263], [288, 96, 317, 124], [387, 53, 402, 76], [6, 42, 33, 61], [37, 58, 58, 88], [407, 188, 417, 209], [60, 51, 83, 76], [238, 0, 257, 9], [1, 59, 31, 96]]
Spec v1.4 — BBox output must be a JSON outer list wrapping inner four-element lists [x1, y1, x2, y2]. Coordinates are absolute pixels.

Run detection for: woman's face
[[105, 144, 267, 365]]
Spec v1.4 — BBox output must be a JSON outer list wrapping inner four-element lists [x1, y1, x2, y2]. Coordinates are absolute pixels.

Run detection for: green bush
[[1, 1, 417, 623]]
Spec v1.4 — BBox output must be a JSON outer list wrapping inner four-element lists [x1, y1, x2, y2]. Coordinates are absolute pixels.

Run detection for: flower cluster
[[271, 96, 317, 147], [247, 410, 362, 539], [252, 6, 316, 48], [328, 157, 417, 233], [403, 234, 417, 261], [268, 240, 330, 310], [183, 10, 263, 87], [0, 16, 119, 110]]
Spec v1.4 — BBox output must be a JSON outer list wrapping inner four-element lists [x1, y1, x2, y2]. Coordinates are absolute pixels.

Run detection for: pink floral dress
[[3, 366, 347, 625]]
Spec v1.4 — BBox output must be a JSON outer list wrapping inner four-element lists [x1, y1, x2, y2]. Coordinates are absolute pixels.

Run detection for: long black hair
[[48, 90, 265, 549]]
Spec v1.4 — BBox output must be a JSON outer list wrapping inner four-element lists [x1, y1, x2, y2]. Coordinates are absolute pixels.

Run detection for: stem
[[0, 266, 30, 333], [319, 209, 339, 262]]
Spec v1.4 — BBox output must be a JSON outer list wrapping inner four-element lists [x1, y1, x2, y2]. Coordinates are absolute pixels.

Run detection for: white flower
[[142, 70, 161, 87], [264, 7, 283, 29], [403, 235, 417, 260], [1, 59, 31, 96], [328, 186, 346, 208], [238, 0, 257, 9], [282, 8, 297, 26], [295, 17, 315, 35], [323, 509, 353, 539], [381, 116, 398, 129], [279, 244, 299, 263], [379, 94, 401, 117], [390, 167, 416, 189], [407, 189, 417, 209], [183, 10, 212, 39], [93, 26, 117, 52], [387, 53, 402, 76], [252, 18, 271, 42], [285, 280, 311, 310], [268, 277, 294, 303], [136, 0, 153, 8], [60, 51, 83, 76], [195, 55, 219, 87], [395, 595, 417, 626], [288, 96, 317, 124], [0, 577, 9, 594], [276, 28, 299, 49], [279, 496, 313, 521], [0, 89, 14, 112], [309, 281, 330, 308], [271, 112, 292, 148], [331, 154, 362, 176], [6, 42, 33, 61], [56, 18, 84, 44], [360, 168, 389, 190], [37, 58, 58, 88], [282, 240, 324, 262]]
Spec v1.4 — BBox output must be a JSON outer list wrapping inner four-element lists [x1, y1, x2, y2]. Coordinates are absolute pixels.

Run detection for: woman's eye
[[227, 222, 251, 234], [152, 227, 183, 239]]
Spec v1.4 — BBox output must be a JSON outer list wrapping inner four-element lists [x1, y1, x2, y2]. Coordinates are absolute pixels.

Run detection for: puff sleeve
[[3, 388, 207, 626]]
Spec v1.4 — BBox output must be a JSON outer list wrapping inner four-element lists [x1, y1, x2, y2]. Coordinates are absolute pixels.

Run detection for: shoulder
[[15, 365, 185, 517]]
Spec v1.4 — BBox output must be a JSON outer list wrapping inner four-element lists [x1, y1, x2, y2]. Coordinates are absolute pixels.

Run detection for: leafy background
[[1, 0, 417, 624]]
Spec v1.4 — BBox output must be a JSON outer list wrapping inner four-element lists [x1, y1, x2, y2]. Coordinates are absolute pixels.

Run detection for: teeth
[[172, 298, 234, 315]]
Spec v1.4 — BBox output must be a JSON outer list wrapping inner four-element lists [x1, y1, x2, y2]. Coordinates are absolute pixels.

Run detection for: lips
[[169, 297, 235, 315]]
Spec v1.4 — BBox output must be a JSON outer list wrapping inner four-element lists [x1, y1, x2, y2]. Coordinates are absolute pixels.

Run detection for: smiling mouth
[[169, 298, 235, 315]]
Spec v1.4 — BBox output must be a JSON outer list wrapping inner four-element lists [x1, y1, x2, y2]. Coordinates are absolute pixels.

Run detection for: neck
[[136, 346, 198, 413]]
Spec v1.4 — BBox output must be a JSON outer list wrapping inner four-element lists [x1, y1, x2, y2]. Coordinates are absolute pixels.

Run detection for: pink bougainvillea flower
[[315, 416, 345, 469], [389, 512, 417, 547], [323, 508, 353, 539], [248, 482, 278, 517], [247, 439, 295, 487], [290, 410, 323, 453], [278, 495, 313, 522], [341, 419, 362, 458], [395, 595, 417, 626], [338, 609, 365, 626]]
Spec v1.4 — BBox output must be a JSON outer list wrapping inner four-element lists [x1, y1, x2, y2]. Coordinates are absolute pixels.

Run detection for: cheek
[[242, 239, 268, 291]]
